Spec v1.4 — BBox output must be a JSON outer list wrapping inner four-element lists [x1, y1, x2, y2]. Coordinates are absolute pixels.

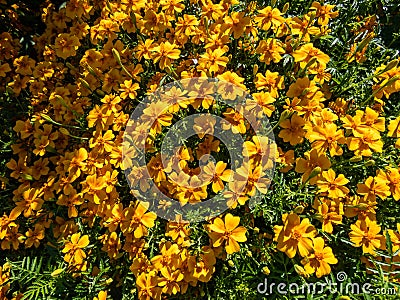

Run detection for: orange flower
[[54, 33, 81, 59], [136, 272, 161, 300], [357, 175, 391, 202], [295, 149, 331, 184], [254, 70, 284, 98], [349, 218, 385, 255], [223, 11, 251, 39], [292, 43, 330, 69], [387, 223, 400, 254], [89, 130, 115, 154], [314, 201, 342, 233], [255, 6, 285, 31], [317, 169, 349, 198], [301, 237, 338, 278], [11, 188, 44, 218], [202, 161, 233, 193], [124, 202, 157, 238], [222, 107, 247, 134], [306, 123, 345, 156], [199, 48, 229, 74], [278, 114, 306, 145], [206, 213, 247, 254], [62, 233, 90, 265], [142, 101, 173, 133], [25, 224, 45, 248], [152, 41, 180, 70], [255, 38, 285, 65], [274, 213, 317, 258], [234, 162, 270, 196]]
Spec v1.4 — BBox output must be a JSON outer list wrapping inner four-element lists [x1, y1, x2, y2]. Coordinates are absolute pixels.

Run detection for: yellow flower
[[136, 272, 161, 300], [273, 213, 317, 258], [301, 237, 338, 278], [54, 33, 81, 59], [255, 38, 285, 65], [152, 41, 180, 70], [25, 224, 45, 248], [223, 11, 251, 39], [62, 233, 90, 265], [349, 218, 385, 255], [292, 43, 330, 69], [199, 47, 229, 74], [317, 169, 349, 198], [295, 149, 331, 184], [306, 123, 345, 156], [388, 116, 400, 147], [202, 161, 233, 193], [357, 175, 391, 202], [254, 6, 285, 31], [387, 223, 400, 254], [278, 114, 306, 145], [254, 70, 284, 97], [206, 213, 247, 254]]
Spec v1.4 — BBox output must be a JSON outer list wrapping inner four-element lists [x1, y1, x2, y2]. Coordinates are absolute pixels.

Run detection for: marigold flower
[[292, 43, 330, 69], [278, 114, 306, 145], [199, 48, 229, 74], [54, 33, 81, 59], [306, 123, 345, 156], [255, 38, 285, 65], [357, 175, 391, 202], [152, 41, 181, 70], [62, 233, 90, 265], [349, 218, 385, 255], [295, 149, 331, 184], [206, 213, 247, 254], [301, 237, 338, 278], [136, 272, 162, 300], [201, 161, 233, 193], [274, 213, 317, 258], [25, 224, 45, 248], [254, 6, 285, 31], [317, 169, 349, 199]]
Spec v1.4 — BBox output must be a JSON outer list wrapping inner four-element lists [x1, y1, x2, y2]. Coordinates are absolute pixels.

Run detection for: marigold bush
[[1, 0, 400, 299]]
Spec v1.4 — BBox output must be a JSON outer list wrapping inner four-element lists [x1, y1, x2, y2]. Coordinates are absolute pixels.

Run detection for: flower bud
[[294, 264, 307, 277], [365, 160, 375, 167], [21, 174, 33, 181], [349, 155, 362, 162], [78, 78, 92, 91], [309, 166, 322, 179], [355, 203, 369, 210], [303, 57, 317, 70], [314, 213, 323, 222], [278, 110, 292, 124], [59, 128, 69, 136], [382, 59, 399, 72], [96, 89, 105, 97], [228, 260, 234, 267], [51, 269, 64, 277], [253, 64, 258, 75], [282, 3, 289, 14], [262, 266, 270, 275], [293, 205, 304, 214]]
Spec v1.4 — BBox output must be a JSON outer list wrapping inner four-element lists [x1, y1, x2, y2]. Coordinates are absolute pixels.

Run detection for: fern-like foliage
[[7, 256, 62, 300]]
